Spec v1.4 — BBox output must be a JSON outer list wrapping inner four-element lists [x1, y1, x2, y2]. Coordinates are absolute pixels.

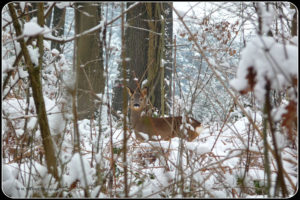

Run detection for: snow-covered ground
[[2, 2, 297, 198], [2, 96, 297, 197]]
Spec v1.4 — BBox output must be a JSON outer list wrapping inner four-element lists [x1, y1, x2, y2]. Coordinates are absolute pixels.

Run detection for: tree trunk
[[8, 3, 59, 180], [290, 3, 297, 36], [162, 3, 173, 115], [112, 3, 149, 112], [112, 3, 167, 116], [75, 3, 105, 119], [113, 3, 172, 115], [51, 6, 65, 52], [145, 3, 164, 113], [45, 4, 53, 27]]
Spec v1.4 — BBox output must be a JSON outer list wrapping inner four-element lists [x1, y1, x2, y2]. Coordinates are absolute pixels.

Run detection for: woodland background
[[1, 2, 298, 198]]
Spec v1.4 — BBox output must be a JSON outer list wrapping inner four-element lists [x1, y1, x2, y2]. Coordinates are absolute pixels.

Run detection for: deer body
[[127, 87, 202, 142]]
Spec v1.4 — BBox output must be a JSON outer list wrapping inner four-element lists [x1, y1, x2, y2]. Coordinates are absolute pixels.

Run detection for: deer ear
[[126, 86, 134, 96], [141, 87, 147, 97]]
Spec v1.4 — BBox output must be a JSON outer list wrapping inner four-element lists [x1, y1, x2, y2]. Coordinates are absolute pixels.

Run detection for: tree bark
[[290, 3, 297, 36], [112, 3, 149, 112], [162, 3, 173, 114], [120, 3, 129, 196], [75, 3, 105, 119], [112, 3, 167, 116], [51, 6, 65, 52], [145, 3, 164, 113], [45, 4, 53, 27], [8, 3, 59, 180]]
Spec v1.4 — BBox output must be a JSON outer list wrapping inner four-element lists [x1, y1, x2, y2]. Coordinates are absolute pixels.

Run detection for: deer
[[126, 87, 203, 142]]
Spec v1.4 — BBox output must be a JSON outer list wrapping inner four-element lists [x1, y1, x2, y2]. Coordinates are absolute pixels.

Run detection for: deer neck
[[130, 109, 143, 128]]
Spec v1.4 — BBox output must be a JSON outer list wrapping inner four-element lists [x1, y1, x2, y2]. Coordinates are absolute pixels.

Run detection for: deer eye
[[139, 98, 143, 102]]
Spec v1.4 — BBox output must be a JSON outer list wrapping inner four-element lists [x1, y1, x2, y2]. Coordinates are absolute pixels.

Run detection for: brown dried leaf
[[229, 49, 236, 56], [291, 76, 297, 87], [282, 100, 297, 143], [69, 179, 80, 191], [240, 66, 257, 94], [179, 32, 185, 38]]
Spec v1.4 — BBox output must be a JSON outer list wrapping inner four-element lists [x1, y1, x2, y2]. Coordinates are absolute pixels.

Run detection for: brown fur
[[127, 87, 201, 142]]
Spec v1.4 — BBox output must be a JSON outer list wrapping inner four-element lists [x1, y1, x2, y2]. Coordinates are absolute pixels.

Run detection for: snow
[[230, 35, 298, 103], [258, 2, 275, 35], [51, 48, 60, 56], [2, 66, 297, 198], [56, 2, 73, 9], [44, 96, 66, 135], [43, 40, 50, 50], [138, 132, 149, 141], [62, 71, 76, 91], [185, 142, 210, 154], [2, 58, 15, 82], [195, 126, 203, 134], [23, 21, 45, 37], [19, 2, 26, 12], [18, 67, 28, 78], [27, 45, 39, 66], [141, 79, 148, 88], [65, 153, 93, 188], [2, 175, 26, 197], [2, 2, 297, 198], [27, 117, 37, 130], [291, 36, 298, 45], [272, 103, 288, 122]]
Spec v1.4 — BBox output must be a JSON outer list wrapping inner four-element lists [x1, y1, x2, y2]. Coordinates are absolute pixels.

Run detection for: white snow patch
[[27, 45, 39, 66], [230, 36, 298, 103], [23, 21, 45, 36], [196, 125, 204, 135], [186, 141, 210, 155], [44, 96, 65, 135], [65, 153, 93, 188]]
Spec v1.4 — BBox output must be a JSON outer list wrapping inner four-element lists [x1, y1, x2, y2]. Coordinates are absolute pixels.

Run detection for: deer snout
[[133, 103, 140, 108]]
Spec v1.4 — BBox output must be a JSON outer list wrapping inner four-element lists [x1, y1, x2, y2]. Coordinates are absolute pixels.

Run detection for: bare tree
[[75, 3, 105, 119], [8, 2, 59, 180], [112, 3, 149, 113], [112, 3, 168, 115], [51, 6, 65, 52]]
